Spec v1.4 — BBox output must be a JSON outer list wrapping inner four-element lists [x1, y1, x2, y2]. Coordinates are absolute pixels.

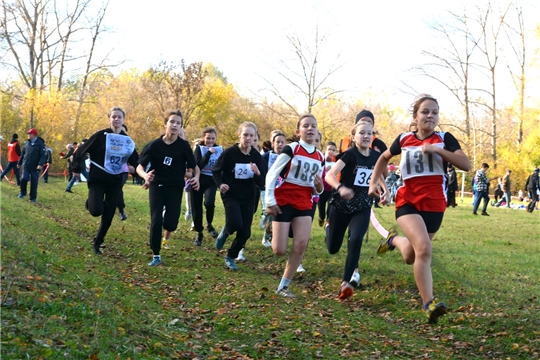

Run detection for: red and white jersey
[[274, 142, 324, 210], [390, 131, 461, 212]]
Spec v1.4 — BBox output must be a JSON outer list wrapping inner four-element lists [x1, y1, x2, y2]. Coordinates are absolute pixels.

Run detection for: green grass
[[1, 177, 539, 359]]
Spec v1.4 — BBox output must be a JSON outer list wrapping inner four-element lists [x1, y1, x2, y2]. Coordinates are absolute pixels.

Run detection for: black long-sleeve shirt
[[73, 128, 138, 185], [212, 144, 266, 200]]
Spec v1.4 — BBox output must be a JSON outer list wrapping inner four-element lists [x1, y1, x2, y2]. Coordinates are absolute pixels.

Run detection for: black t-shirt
[[138, 136, 196, 187]]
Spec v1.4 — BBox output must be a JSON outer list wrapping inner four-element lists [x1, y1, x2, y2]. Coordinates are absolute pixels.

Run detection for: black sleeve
[[389, 134, 403, 156], [443, 132, 462, 152], [195, 145, 211, 169], [254, 151, 266, 188], [72, 131, 100, 172], [128, 148, 139, 168], [15, 143, 21, 156], [373, 138, 388, 153]]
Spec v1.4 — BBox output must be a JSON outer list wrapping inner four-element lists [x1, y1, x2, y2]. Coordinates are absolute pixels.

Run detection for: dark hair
[[164, 109, 183, 126], [200, 126, 216, 137], [355, 109, 375, 124], [326, 141, 337, 148], [108, 106, 125, 118], [122, 124, 128, 132], [12, 133, 18, 140], [481, 162, 489, 169], [410, 94, 439, 118]]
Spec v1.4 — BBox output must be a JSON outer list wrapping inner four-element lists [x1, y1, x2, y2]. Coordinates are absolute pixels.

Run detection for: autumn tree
[[141, 60, 207, 129]]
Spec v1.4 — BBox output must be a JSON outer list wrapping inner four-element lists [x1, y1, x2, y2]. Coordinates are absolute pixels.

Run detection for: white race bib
[[234, 163, 254, 179], [354, 168, 373, 187], [200, 146, 223, 176], [400, 144, 445, 180], [268, 152, 279, 169], [103, 133, 136, 175], [286, 155, 322, 187]]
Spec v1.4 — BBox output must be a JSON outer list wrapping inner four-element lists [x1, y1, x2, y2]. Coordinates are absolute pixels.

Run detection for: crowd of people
[[2, 95, 539, 325]]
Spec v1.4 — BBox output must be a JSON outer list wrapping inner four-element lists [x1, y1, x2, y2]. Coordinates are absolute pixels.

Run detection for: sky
[[5, 0, 539, 114], [103, 0, 442, 106]]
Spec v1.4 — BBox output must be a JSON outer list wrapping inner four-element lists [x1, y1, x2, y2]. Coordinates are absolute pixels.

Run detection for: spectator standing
[[17, 128, 46, 202], [494, 170, 512, 207], [472, 163, 495, 216], [42, 143, 53, 183]]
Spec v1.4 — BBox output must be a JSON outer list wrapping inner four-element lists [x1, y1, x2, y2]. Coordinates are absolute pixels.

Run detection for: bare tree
[[415, 6, 482, 140], [0, 0, 112, 126], [141, 60, 207, 128], [473, 1, 511, 169], [262, 25, 345, 115], [504, 2, 526, 145]]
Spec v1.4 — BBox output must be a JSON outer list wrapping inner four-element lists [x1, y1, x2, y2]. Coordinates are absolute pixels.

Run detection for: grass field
[[1, 177, 539, 359]]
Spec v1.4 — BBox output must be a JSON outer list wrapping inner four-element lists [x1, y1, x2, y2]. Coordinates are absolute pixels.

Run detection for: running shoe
[[148, 257, 162, 267], [207, 224, 219, 238], [296, 264, 306, 273], [193, 232, 203, 247], [318, 218, 324, 227], [184, 211, 192, 221], [215, 229, 229, 250], [424, 298, 449, 324], [261, 235, 272, 247], [377, 227, 397, 255], [338, 283, 354, 300], [235, 248, 246, 261], [92, 240, 102, 255], [481, 212, 490, 216], [162, 239, 170, 249], [350, 271, 360, 288], [259, 214, 266, 230], [18, 193, 25, 198], [119, 211, 127, 221], [276, 287, 296, 298], [224, 256, 238, 270]]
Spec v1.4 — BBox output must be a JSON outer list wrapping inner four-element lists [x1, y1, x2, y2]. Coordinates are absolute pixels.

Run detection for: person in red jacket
[[1, 133, 21, 185]]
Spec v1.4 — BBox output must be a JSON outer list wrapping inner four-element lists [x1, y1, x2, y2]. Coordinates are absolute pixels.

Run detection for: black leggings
[[326, 207, 370, 282], [87, 180, 123, 246], [148, 184, 183, 255], [222, 195, 255, 259], [191, 175, 217, 232], [317, 190, 332, 220]]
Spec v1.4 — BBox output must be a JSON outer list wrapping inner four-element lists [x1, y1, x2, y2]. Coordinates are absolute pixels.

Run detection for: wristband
[[337, 184, 343, 191]]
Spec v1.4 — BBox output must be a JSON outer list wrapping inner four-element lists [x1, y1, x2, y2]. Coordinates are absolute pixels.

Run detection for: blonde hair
[[237, 122, 257, 135], [351, 120, 373, 135]]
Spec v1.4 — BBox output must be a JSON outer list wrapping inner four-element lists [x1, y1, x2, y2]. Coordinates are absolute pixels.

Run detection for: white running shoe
[[259, 215, 266, 230], [236, 248, 246, 261], [261, 236, 272, 247], [350, 271, 360, 288], [296, 264, 306, 273], [184, 211, 192, 221]]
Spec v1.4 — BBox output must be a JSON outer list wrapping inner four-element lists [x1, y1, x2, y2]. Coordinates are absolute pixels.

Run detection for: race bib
[[103, 133, 135, 175], [268, 152, 279, 169], [200, 146, 223, 176], [234, 163, 254, 179], [287, 156, 322, 187], [354, 168, 373, 187], [400, 145, 445, 180]]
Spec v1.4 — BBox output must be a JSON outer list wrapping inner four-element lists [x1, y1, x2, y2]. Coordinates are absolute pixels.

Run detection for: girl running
[[192, 127, 223, 246], [212, 122, 265, 270], [136, 109, 200, 266], [325, 121, 384, 299], [368, 94, 471, 323], [72, 107, 139, 255], [260, 129, 286, 247], [266, 114, 324, 298]]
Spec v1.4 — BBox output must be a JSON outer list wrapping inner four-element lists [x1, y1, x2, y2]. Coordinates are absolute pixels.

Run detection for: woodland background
[[1, 0, 539, 191]]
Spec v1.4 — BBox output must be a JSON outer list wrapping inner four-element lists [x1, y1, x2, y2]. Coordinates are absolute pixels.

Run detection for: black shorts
[[274, 204, 313, 222], [395, 204, 444, 234]]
